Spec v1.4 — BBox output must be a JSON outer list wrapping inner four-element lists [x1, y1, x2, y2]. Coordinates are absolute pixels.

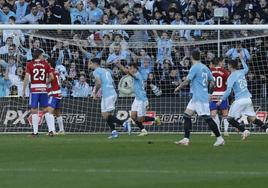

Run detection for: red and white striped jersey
[[210, 67, 229, 101], [26, 59, 51, 93]]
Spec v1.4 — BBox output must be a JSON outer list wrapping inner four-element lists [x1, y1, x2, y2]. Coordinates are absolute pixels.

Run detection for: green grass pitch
[[0, 134, 268, 188]]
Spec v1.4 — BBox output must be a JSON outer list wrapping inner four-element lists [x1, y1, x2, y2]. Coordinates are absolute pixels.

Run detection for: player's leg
[[54, 109, 65, 134], [197, 102, 224, 146], [227, 99, 250, 140], [210, 101, 221, 135], [221, 109, 229, 136], [175, 100, 195, 146], [142, 100, 161, 126], [245, 100, 267, 131], [29, 93, 39, 136], [101, 96, 121, 138], [43, 95, 55, 136]]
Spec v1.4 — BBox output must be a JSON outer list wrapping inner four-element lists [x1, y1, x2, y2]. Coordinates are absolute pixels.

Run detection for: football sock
[[135, 120, 144, 130], [45, 113, 55, 132], [143, 116, 155, 122], [206, 117, 221, 137], [228, 118, 245, 132], [223, 118, 229, 132], [106, 115, 116, 131], [56, 116, 64, 132], [108, 115, 124, 126], [253, 119, 267, 130], [32, 114, 39, 134], [183, 115, 192, 139], [212, 114, 221, 132]]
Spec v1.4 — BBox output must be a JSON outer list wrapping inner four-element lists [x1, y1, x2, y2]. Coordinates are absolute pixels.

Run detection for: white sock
[[213, 114, 221, 132], [45, 113, 55, 132], [32, 114, 39, 134], [223, 118, 229, 132], [56, 116, 64, 132], [217, 136, 224, 141]]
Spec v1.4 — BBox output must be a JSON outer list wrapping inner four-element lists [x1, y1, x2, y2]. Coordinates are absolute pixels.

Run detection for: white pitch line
[[0, 168, 267, 176]]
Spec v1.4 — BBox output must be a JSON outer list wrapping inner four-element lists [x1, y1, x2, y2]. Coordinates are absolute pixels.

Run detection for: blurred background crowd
[[0, 0, 268, 98]]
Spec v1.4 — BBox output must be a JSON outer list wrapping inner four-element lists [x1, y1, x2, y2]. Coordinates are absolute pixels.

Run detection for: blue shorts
[[210, 99, 229, 111], [29, 93, 48, 108], [48, 96, 62, 109]]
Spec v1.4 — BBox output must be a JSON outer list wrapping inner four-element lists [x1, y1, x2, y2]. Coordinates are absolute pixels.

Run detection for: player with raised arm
[[174, 49, 225, 146], [22, 49, 55, 137], [89, 58, 124, 139], [217, 53, 267, 140], [210, 57, 230, 136], [117, 61, 160, 136], [47, 59, 65, 135]]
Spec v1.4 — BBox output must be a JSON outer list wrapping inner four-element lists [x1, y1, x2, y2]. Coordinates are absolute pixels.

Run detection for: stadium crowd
[[0, 0, 268, 98]]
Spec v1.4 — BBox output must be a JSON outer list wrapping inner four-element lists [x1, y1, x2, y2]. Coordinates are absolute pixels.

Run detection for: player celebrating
[[174, 49, 225, 146], [217, 53, 267, 140], [210, 57, 230, 136], [90, 58, 124, 139], [47, 59, 65, 135], [117, 61, 160, 136], [22, 49, 55, 137]]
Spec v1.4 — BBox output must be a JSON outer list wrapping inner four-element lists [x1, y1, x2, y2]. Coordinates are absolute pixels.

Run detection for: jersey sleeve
[[207, 69, 214, 82], [93, 70, 100, 79], [241, 59, 249, 75], [187, 66, 197, 81]]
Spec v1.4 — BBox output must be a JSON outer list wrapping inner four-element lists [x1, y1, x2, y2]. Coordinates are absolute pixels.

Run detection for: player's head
[[32, 49, 43, 60], [190, 49, 201, 62], [213, 57, 225, 67], [128, 62, 139, 75], [89, 58, 101, 69], [227, 59, 238, 71], [48, 58, 56, 69]]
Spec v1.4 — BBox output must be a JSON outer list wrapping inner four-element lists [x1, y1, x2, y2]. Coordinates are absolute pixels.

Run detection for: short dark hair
[[48, 58, 56, 68], [128, 62, 139, 70], [213, 57, 224, 66], [191, 49, 201, 61], [92, 58, 101, 65], [9, 16, 16, 22], [228, 59, 238, 69], [90, 0, 98, 6], [32, 49, 43, 60]]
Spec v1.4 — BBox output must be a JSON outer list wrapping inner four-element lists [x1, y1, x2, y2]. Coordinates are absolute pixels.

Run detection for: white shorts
[[228, 98, 256, 120], [186, 99, 210, 116], [101, 95, 117, 113], [131, 98, 147, 117]]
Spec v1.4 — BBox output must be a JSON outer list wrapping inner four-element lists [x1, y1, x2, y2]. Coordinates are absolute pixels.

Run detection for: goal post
[[0, 24, 267, 133]]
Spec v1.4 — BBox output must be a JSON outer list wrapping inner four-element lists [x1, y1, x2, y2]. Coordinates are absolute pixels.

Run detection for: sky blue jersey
[[132, 71, 148, 102], [222, 59, 251, 101], [187, 62, 214, 103], [93, 67, 117, 98]]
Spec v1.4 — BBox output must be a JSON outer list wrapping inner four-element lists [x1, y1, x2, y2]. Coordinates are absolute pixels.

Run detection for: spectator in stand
[[171, 11, 186, 39], [87, 0, 103, 24], [61, 0, 72, 24], [70, 0, 88, 24], [0, 37, 13, 55], [7, 55, 17, 75], [3, 16, 25, 47], [225, 41, 251, 62], [8, 66, 29, 97], [43, 0, 62, 24], [0, 65, 11, 97], [72, 74, 92, 97], [16, 3, 43, 24], [147, 72, 162, 98], [107, 42, 130, 64], [0, 43, 18, 63], [0, 3, 15, 24], [14, 0, 29, 23]]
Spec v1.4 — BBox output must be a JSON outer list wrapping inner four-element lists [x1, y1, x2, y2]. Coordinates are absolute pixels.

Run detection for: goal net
[[0, 25, 267, 133]]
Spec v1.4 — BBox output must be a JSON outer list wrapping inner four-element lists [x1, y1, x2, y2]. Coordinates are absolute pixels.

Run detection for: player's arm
[[47, 72, 54, 83], [116, 61, 135, 77], [217, 78, 234, 105], [93, 77, 101, 99], [208, 70, 215, 95], [174, 78, 190, 93], [239, 53, 249, 74]]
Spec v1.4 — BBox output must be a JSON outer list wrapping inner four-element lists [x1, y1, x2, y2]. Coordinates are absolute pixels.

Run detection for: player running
[[117, 61, 160, 136], [174, 49, 225, 146], [47, 59, 65, 135], [210, 57, 230, 136], [22, 49, 55, 137], [90, 58, 124, 139], [217, 53, 267, 140]]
